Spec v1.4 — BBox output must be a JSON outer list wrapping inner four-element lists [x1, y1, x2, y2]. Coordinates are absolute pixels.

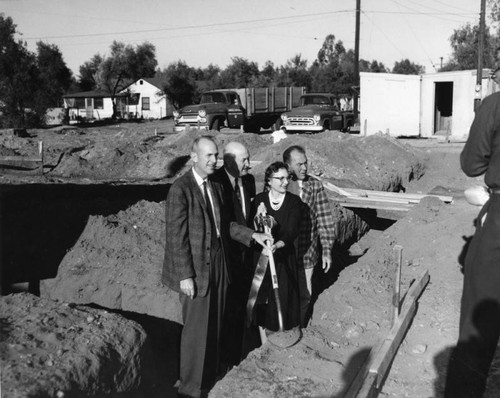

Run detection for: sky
[[1, 0, 483, 78]]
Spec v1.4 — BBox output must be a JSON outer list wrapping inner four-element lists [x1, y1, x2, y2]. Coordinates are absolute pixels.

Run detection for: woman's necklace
[[269, 192, 285, 211]]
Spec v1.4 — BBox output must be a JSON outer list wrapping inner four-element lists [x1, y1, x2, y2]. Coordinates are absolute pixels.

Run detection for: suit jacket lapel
[[188, 169, 209, 211]]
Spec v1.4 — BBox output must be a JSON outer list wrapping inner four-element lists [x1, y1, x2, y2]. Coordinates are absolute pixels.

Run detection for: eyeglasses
[[270, 176, 291, 183]]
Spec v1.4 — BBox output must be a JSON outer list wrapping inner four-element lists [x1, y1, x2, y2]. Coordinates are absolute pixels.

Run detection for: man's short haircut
[[283, 145, 306, 164], [192, 135, 217, 152]]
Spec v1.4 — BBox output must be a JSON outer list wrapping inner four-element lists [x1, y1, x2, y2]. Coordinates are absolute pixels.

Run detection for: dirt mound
[[1, 124, 424, 190], [0, 292, 156, 398], [41, 200, 182, 323]]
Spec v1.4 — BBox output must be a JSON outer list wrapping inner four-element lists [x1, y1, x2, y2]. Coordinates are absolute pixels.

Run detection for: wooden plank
[[402, 269, 430, 303], [0, 156, 42, 162], [369, 270, 430, 388], [356, 371, 379, 398], [370, 301, 417, 389], [329, 197, 413, 212], [333, 194, 421, 205], [344, 270, 430, 397], [0, 141, 43, 172], [344, 333, 388, 398]]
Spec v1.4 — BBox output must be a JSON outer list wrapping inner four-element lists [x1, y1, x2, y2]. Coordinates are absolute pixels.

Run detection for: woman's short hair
[[264, 161, 289, 191]]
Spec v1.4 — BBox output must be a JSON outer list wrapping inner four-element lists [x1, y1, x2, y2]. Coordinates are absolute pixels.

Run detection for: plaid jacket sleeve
[[314, 181, 336, 254]]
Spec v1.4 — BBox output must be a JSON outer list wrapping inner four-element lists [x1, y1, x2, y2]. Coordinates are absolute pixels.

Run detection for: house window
[[75, 98, 85, 109], [142, 97, 150, 110], [140, 80, 143, 85], [94, 97, 104, 109]]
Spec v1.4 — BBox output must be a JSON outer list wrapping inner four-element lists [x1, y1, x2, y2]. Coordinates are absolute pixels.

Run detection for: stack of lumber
[[320, 180, 453, 212]]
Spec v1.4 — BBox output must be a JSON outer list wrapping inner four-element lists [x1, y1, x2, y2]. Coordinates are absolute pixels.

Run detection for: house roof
[[141, 77, 165, 89], [63, 90, 128, 98]]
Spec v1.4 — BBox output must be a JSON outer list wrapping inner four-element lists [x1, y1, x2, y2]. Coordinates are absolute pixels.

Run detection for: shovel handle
[[265, 225, 284, 331]]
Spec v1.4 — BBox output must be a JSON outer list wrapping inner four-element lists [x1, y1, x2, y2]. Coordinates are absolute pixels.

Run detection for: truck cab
[[173, 90, 244, 133], [280, 93, 354, 133]]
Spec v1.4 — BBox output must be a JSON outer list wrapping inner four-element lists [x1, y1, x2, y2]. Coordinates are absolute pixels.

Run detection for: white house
[[120, 77, 174, 119], [360, 69, 499, 140], [62, 90, 128, 121]]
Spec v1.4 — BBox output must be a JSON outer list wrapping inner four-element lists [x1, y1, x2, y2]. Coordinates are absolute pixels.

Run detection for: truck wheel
[[323, 120, 330, 132], [244, 122, 260, 134], [342, 120, 352, 133], [273, 119, 282, 131], [211, 118, 221, 131]]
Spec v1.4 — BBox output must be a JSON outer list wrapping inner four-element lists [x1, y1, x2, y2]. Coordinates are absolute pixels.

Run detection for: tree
[[277, 54, 312, 89], [317, 34, 346, 66], [392, 59, 425, 74], [310, 35, 352, 94], [160, 61, 197, 109], [250, 60, 277, 87], [34, 41, 74, 115], [0, 15, 42, 127], [78, 54, 103, 91], [218, 57, 260, 88], [193, 63, 221, 90], [442, 23, 498, 71], [92, 41, 157, 118], [359, 59, 388, 73]]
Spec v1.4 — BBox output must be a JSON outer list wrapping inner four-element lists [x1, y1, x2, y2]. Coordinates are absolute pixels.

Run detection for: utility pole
[[353, 0, 361, 121], [475, 0, 487, 111]]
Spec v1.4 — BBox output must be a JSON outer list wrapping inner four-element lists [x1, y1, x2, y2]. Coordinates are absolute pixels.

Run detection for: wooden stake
[[392, 245, 403, 326]]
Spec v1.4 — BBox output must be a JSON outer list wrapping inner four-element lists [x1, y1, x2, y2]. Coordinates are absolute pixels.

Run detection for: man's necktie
[[234, 177, 242, 205], [235, 177, 247, 219], [203, 181, 217, 232]]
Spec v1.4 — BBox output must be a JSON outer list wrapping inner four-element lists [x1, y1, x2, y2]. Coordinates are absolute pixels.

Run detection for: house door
[[434, 82, 453, 136], [85, 98, 94, 119]]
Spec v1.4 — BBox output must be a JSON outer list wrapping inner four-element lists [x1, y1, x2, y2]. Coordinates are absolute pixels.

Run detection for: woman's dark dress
[[251, 191, 302, 332]]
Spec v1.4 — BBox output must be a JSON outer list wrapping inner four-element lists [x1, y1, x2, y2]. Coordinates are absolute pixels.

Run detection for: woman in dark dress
[[248, 161, 302, 335]]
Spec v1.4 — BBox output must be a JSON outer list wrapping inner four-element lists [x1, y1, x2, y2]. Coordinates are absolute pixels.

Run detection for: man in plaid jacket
[[284, 145, 336, 327]]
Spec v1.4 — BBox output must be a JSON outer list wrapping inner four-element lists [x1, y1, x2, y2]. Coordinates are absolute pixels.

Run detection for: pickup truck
[[172, 87, 304, 133], [280, 93, 354, 133]]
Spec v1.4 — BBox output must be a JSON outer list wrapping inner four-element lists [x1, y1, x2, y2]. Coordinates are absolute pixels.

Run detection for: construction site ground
[[1, 119, 499, 397]]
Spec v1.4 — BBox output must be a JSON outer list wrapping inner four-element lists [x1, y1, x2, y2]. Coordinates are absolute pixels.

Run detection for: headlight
[[313, 114, 321, 122], [198, 109, 206, 117], [281, 114, 288, 121], [173, 111, 179, 118]]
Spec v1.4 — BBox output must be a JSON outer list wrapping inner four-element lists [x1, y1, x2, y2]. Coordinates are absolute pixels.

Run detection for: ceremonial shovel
[[263, 221, 302, 349]]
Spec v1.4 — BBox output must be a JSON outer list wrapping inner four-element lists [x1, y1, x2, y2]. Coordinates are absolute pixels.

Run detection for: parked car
[[280, 93, 354, 133]]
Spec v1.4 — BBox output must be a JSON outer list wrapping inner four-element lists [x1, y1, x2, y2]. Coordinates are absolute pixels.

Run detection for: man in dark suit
[[211, 141, 256, 367], [162, 136, 270, 398]]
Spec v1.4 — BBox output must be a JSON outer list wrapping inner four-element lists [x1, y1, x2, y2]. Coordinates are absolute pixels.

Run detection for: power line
[[361, 10, 408, 62], [423, 0, 477, 14], [21, 6, 476, 42], [23, 9, 354, 40], [389, 0, 437, 70]]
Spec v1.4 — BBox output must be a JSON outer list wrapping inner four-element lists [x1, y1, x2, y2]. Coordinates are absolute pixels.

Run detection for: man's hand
[[180, 278, 196, 299], [322, 254, 332, 273], [252, 232, 273, 248]]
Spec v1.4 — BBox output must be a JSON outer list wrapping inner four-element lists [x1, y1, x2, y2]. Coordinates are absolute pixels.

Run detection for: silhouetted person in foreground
[[444, 68, 500, 398]]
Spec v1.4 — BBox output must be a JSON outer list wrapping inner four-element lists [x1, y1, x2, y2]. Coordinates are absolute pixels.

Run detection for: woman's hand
[[270, 240, 285, 253]]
